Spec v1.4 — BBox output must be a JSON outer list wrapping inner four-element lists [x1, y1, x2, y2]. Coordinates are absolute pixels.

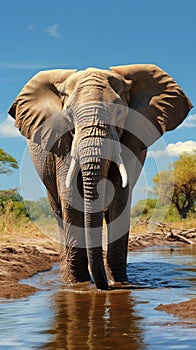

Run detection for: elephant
[[9, 64, 192, 290]]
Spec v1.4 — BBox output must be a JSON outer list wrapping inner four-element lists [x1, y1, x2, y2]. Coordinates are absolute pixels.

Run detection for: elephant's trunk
[[79, 138, 110, 289]]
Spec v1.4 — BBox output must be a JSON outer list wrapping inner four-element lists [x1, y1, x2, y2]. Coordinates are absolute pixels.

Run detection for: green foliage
[[0, 149, 25, 230], [0, 191, 56, 233], [0, 190, 30, 232], [0, 189, 28, 218], [131, 198, 157, 218], [0, 148, 18, 175], [153, 151, 196, 219], [0, 189, 54, 222], [25, 197, 54, 221], [132, 152, 196, 222], [132, 197, 196, 223]]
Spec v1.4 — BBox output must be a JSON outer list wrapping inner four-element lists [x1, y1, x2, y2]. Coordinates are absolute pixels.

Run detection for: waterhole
[[0, 245, 195, 349]]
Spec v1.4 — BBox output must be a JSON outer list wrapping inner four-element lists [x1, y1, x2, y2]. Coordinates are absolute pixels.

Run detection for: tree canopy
[[0, 148, 18, 175], [153, 151, 196, 219], [0, 189, 28, 219]]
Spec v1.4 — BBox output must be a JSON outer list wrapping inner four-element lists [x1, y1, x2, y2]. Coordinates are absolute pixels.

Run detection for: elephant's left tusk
[[66, 157, 77, 188], [116, 155, 128, 188]]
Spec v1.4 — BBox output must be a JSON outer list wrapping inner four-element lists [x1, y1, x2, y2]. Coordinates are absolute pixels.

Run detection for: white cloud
[[178, 114, 196, 128], [0, 116, 22, 138], [149, 140, 196, 158], [46, 24, 60, 38]]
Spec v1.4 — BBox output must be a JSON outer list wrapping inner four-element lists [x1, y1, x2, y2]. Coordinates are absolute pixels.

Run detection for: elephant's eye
[[60, 92, 69, 103], [61, 92, 69, 97]]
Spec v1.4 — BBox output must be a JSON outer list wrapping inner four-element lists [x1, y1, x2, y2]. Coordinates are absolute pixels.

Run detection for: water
[[0, 245, 195, 349]]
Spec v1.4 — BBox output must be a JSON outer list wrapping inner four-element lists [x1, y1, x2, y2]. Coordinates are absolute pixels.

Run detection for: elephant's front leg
[[58, 165, 92, 285], [105, 178, 131, 284], [60, 205, 92, 284], [106, 231, 129, 284]]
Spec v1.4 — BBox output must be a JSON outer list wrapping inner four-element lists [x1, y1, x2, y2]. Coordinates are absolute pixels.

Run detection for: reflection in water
[[42, 289, 145, 350]]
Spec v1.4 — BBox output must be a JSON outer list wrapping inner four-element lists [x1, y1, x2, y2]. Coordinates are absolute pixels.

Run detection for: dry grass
[[0, 220, 45, 247], [1, 210, 195, 247], [0, 212, 59, 248]]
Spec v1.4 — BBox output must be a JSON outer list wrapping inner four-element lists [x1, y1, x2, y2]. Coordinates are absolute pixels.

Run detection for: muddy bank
[[156, 299, 196, 322], [0, 245, 59, 298]]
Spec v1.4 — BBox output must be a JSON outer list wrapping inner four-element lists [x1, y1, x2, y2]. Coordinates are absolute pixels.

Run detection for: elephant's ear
[[8, 69, 76, 139], [110, 64, 193, 145]]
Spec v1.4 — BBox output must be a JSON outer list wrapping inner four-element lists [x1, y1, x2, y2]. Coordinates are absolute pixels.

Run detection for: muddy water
[[0, 245, 195, 349]]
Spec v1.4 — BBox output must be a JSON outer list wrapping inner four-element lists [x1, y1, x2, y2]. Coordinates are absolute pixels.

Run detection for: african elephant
[[9, 64, 192, 290]]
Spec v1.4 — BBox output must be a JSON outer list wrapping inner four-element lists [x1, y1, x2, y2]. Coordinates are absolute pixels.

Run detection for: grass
[[1, 208, 195, 247], [0, 210, 58, 248]]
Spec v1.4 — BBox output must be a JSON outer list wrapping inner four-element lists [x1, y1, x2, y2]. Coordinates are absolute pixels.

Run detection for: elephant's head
[[9, 64, 192, 289]]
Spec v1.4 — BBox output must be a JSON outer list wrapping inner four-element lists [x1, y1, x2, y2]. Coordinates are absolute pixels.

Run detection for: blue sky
[[0, 0, 195, 204]]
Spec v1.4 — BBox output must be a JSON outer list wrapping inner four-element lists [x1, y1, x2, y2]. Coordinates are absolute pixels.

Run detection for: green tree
[[153, 151, 196, 219], [25, 197, 53, 220], [131, 198, 157, 218], [0, 148, 18, 175], [0, 189, 28, 218]]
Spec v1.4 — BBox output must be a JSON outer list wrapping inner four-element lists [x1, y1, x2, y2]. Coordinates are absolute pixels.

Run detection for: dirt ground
[[0, 242, 59, 298], [0, 231, 195, 323], [156, 299, 196, 322]]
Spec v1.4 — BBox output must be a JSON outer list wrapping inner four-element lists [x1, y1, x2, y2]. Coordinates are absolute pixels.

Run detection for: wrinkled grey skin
[[9, 65, 192, 290]]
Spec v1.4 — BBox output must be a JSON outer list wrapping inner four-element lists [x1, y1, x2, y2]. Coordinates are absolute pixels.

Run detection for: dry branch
[[134, 219, 196, 245], [166, 232, 194, 245]]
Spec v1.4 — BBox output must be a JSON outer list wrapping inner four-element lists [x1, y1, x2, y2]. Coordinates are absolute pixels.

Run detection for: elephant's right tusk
[[116, 155, 128, 188], [66, 157, 77, 188]]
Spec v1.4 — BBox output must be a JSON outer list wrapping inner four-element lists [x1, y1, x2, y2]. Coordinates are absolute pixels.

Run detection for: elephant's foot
[[60, 246, 91, 284], [111, 273, 129, 284], [106, 232, 129, 286], [106, 267, 130, 289], [66, 271, 92, 285], [106, 263, 128, 285], [109, 281, 134, 290], [61, 263, 92, 285]]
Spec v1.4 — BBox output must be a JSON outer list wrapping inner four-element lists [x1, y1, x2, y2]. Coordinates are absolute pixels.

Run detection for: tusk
[[117, 155, 128, 188], [66, 157, 77, 188]]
